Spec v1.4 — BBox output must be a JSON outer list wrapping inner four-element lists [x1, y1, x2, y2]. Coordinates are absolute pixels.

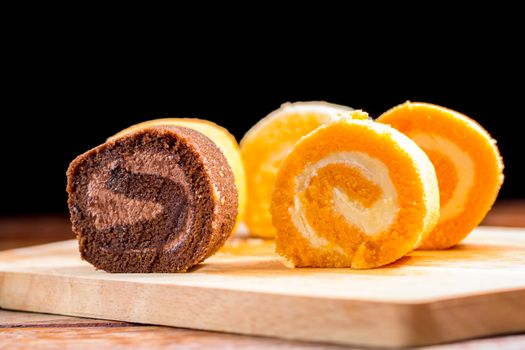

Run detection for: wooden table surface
[[1, 200, 524, 349]]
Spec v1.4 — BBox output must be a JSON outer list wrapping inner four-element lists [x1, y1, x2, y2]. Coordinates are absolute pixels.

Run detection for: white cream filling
[[410, 133, 474, 222], [289, 152, 399, 252]]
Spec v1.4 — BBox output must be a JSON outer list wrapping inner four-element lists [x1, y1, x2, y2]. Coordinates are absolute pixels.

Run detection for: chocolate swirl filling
[[97, 163, 191, 251]]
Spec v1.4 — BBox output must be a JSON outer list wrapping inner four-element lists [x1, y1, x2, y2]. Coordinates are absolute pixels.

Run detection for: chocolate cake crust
[[67, 126, 238, 272]]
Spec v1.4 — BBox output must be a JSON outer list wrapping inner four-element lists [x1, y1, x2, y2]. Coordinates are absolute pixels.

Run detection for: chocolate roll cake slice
[[66, 126, 238, 272]]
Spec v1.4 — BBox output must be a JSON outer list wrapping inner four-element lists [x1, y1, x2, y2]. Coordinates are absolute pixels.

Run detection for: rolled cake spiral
[[377, 102, 504, 249], [109, 118, 246, 231], [241, 101, 365, 238], [271, 118, 440, 269], [67, 126, 238, 272]]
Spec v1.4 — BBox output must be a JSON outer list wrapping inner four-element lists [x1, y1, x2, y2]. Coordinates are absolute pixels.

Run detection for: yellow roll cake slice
[[271, 118, 440, 269], [378, 102, 504, 249], [109, 118, 246, 231], [241, 101, 366, 238]]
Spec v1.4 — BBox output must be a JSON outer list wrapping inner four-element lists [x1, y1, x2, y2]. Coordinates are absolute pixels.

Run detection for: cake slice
[[271, 117, 440, 269], [109, 118, 246, 232], [240, 101, 364, 238], [378, 102, 504, 249], [67, 126, 238, 272]]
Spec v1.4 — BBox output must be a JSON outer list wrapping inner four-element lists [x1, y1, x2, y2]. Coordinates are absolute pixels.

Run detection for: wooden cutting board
[[1, 226, 525, 348]]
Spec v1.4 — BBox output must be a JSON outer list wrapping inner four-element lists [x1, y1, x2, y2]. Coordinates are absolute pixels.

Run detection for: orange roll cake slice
[[109, 118, 246, 231], [271, 118, 440, 269], [241, 101, 366, 238], [377, 102, 504, 249]]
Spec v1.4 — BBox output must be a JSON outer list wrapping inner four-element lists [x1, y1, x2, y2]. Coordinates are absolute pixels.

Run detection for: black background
[[3, 23, 524, 217]]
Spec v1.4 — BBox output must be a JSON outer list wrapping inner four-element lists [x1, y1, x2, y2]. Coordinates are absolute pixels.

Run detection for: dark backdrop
[[2, 42, 524, 216]]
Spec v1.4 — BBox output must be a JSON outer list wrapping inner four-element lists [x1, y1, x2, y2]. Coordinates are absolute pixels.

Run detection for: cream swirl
[[410, 133, 474, 222], [289, 151, 399, 252]]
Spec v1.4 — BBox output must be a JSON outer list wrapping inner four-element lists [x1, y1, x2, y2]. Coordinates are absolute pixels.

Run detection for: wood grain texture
[[0, 215, 73, 251], [482, 200, 525, 227], [0, 309, 134, 328], [0, 310, 349, 350], [1, 226, 525, 348], [2, 311, 525, 350]]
